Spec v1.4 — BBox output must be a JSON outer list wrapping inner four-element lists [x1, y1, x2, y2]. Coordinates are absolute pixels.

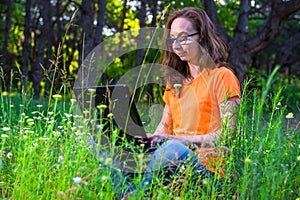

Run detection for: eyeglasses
[[166, 32, 199, 46]]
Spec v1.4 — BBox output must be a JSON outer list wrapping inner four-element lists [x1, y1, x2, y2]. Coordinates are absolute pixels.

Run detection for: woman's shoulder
[[209, 66, 238, 81], [217, 65, 235, 75], [192, 66, 235, 82], [207, 66, 240, 88]]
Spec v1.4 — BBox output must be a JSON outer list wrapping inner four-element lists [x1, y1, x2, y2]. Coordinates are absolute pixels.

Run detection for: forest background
[[0, 0, 300, 105], [0, 0, 300, 199]]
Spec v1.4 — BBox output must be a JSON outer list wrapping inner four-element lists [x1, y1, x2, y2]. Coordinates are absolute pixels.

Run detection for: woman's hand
[[147, 133, 169, 147]]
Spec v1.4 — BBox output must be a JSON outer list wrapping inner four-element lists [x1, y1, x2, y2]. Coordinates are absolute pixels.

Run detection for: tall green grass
[[0, 68, 299, 199]]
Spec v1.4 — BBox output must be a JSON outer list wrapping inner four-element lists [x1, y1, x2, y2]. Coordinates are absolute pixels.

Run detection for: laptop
[[73, 84, 155, 152]]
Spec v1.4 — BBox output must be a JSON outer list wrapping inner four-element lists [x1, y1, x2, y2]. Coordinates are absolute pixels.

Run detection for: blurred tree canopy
[[0, 0, 299, 99]]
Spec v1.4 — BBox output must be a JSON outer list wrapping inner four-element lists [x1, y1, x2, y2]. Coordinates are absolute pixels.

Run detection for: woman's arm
[[167, 130, 221, 147], [147, 105, 172, 146], [153, 104, 172, 135], [220, 97, 240, 130]]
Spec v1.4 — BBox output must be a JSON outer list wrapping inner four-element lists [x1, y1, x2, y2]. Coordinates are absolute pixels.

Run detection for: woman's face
[[170, 17, 201, 64]]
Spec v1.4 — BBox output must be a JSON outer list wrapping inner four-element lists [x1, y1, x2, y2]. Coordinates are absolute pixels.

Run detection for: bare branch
[[233, 0, 251, 42], [274, 31, 300, 67], [246, 0, 300, 54]]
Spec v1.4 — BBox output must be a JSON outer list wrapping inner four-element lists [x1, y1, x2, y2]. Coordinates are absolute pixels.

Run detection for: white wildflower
[[2, 127, 11, 132], [1, 134, 9, 138], [286, 112, 294, 119], [72, 177, 82, 184], [58, 156, 64, 164], [32, 143, 38, 147], [64, 113, 72, 118], [96, 124, 104, 130]]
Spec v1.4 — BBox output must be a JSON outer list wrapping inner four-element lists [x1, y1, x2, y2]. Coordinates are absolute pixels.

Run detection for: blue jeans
[[102, 140, 220, 197]]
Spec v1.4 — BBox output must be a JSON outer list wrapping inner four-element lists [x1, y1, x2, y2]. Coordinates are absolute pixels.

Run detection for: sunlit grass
[[0, 72, 299, 199]]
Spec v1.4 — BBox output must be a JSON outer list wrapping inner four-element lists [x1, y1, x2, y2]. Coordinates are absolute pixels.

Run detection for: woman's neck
[[188, 62, 203, 79]]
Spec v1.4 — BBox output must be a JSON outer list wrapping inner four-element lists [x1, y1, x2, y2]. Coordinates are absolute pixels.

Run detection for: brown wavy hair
[[162, 7, 228, 93]]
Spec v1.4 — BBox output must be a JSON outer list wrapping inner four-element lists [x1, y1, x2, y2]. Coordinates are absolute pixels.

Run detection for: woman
[[118, 7, 240, 199], [147, 7, 241, 176]]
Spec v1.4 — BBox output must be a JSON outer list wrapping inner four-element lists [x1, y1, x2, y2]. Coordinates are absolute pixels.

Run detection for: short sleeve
[[214, 67, 240, 104], [163, 89, 171, 105]]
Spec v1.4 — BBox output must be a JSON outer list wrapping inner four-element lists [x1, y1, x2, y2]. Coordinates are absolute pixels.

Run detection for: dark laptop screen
[[74, 84, 151, 149]]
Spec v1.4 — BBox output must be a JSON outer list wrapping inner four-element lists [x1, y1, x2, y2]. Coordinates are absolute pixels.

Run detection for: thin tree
[[80, 0, 94, 58], [22, 0, 31, 95], [44, 0, 54, 96], [95, 0, 106, 46], [32, 0, 51, 98], [118, 0, 128, 56], [136, 0, 147, 66], [1, 0, 12, 90]]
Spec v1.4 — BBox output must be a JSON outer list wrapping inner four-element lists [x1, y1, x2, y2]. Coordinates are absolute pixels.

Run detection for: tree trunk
[[1, 0, 12, 90], [227, 0, 251, 83], [32, 0, 50, 98], [48, 0, 62, 94], [81, 0, 94, 58], [95, 0, 106, 46], [44, 0, 53, 97], [227, 47, 252, 84], [136, 0, 146, 66], [118, 0, 127, 55], [201, 0, 231, 44], [22, 0, 31, 95], [56, 0, 62, 47], [150, 0, 158, 27]]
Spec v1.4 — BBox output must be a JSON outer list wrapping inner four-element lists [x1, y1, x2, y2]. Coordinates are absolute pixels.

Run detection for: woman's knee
[[160, 140, 188, 150], [155, 140, 192, 160]]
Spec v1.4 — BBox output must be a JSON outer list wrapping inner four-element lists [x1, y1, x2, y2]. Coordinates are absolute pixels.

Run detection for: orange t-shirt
[[163, 66, 240, 175]]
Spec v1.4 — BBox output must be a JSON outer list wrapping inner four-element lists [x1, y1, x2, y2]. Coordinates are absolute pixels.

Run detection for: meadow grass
[[0, 72, 299, 200]]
